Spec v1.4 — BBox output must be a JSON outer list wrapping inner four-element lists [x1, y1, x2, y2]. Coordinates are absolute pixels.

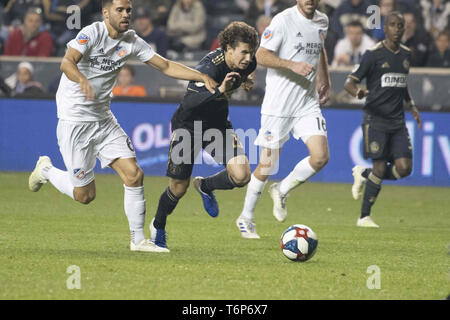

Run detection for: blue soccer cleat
[[193, 176, 219, 217], [149, 218, 170, 253]]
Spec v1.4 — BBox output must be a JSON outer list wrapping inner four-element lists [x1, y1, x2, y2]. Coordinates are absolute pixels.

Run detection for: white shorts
[[255, 111, 327, 149], [57, 116, 136, 187]]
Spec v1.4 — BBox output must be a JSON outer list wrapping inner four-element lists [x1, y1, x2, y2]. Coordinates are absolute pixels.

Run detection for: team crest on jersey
[[126, 137, 135, 152], [403, 59, 410, 70], [263, 29, 272, 40], [73, 168, 86, 180], [264, 130, 274, 141], [77, 33, 89, 45], [168, 162, 181, 175], [116, 46, 126, 57], [370, 142, 380, 153]]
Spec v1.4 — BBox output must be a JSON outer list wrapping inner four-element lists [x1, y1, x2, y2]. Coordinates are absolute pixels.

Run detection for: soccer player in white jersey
[[236, 0, 331, 238], [28, 0, 217, 252]]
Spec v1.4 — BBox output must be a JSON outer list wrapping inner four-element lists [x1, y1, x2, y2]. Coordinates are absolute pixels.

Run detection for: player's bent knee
[[74, 192, 96, 205], [170, 179, 190, 198], [229, 163, 251, 187], [123, 167, 144, 187], [310, 154, 329, 171], [396, 165, 412, 178], [231, 171, 251, 187]]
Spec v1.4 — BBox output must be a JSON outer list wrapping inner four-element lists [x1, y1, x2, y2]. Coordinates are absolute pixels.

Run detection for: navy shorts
[[166, 126, 246, 180], [362, 123, 412, 162]]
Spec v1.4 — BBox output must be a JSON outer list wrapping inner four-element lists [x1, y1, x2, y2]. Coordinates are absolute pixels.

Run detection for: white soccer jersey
[[260, 6, 328, 117], [56, 21, 155, 121]]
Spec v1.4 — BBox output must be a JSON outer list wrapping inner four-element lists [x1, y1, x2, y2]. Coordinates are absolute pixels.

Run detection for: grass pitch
[[0, 172, 448, 300]]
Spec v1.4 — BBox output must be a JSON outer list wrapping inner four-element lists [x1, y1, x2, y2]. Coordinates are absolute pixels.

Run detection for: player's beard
[[110, 17, 130, 34], [298, 0, 318, 16]]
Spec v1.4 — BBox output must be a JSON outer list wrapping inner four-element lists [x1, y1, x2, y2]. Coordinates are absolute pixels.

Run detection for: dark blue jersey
[[171, 48, 257, 130], [349, 41, 412, 131]]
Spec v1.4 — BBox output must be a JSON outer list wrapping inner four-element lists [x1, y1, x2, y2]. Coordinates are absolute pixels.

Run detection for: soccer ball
[[280, 224, 318, 262]]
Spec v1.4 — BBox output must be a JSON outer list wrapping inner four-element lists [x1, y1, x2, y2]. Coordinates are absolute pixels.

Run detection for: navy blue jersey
[[171, 48, 257, 130], [349, 41, 411, 130]]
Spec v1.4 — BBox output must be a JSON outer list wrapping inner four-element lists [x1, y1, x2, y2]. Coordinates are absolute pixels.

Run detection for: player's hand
[[80, 77, 95, 100], [317, 82, 331, 105], [356, 88, 369, 100], [241, 75, 254, 92], [219, 72, 240, 94], [411, 106, 422, 129], [290, 61, 314, 77], [201, 74, 218, 94]]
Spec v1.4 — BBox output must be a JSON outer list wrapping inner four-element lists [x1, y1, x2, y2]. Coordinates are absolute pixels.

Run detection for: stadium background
[[0, 0, 449, 186], [0, 0, 449, 302]]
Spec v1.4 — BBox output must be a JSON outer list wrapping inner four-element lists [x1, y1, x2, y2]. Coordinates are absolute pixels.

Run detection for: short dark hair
[[25, 6, 43, 18], [345, 20, 364, 30], [437, 30, 450, 40], [102, 0, 114, 8], [386, 11, 405, 24], [218, 21, 259, 52]]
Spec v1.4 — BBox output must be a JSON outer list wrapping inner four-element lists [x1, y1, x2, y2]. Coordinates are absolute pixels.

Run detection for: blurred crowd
[[0, 0, 449, 98]]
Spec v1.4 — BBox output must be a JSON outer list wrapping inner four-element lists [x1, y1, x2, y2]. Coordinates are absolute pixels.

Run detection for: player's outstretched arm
[[344, 77, 369, 100], [255, 47, 314, 77], [316, 48, 331, 105], [405, 86, 422, 129], [181, 72, 240, 110], [60, 47, 95, 100], [145, 54, 218, 93]]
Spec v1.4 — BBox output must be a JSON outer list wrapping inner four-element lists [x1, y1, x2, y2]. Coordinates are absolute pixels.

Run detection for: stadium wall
[[0, 99, 449, 187]]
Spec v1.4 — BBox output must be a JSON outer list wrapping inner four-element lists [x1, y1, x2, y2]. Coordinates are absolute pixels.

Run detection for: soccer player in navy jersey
[[149, 22, 260, 251], [344, 12, 422, 228]]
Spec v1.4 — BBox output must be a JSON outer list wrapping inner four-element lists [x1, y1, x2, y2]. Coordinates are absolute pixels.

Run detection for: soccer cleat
[[268, 183, 287, 222], [150, 218, 170, 253], [130, 238, 170, 253], [356, 216, 379, 228], [29, 156, 52, 192], [352, 165, 367, 200], [193, 176, 219, 217], [236, 217, 260, 239]]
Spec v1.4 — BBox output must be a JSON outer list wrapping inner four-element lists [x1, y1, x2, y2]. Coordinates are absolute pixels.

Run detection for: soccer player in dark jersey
[[148, 21, 260, 251], [344, 12, 422, 228]]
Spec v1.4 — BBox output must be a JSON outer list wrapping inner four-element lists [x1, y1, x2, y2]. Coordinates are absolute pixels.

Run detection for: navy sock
[[383, 164, 400, 180], [361, 173, 382, 218], [201, 169, 237, 194], [361, 168, 371, 179], [362, 165, 399, 180], [154, 187, 179, 230]]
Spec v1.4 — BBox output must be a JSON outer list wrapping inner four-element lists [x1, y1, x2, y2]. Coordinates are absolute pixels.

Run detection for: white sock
[[124, 185, 146, 245], [240, 174, 267, 220], [279, 156, 316, 195], [42, 166, 74, 199]]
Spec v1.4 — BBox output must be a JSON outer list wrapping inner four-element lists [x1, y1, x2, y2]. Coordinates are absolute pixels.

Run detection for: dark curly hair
[[218, 21, 259, 52]]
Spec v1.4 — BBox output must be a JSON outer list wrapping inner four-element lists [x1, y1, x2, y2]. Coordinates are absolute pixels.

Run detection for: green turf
[[0, 172, 448, 300]]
